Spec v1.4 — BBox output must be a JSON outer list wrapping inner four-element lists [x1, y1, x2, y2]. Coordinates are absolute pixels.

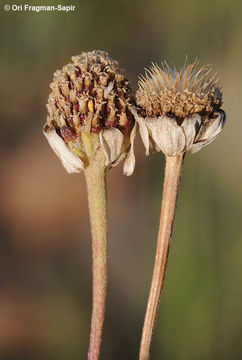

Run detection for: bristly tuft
[[136, 59, 222, 119]]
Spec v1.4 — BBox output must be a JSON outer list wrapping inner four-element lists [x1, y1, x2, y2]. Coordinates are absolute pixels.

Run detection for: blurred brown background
[[0, 0, 242, 359]]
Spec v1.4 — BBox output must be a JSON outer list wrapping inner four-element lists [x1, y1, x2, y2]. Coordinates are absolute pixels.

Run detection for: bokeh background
[[0, 0, 242, 359]]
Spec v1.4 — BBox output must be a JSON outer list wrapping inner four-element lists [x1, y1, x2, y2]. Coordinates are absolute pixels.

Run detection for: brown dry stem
[[139, 154, 185, 360]]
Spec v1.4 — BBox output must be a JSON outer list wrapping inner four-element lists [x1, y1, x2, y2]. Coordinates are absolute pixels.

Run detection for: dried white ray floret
[[43, 125, 84, 173], [99, 128, 124, 166]]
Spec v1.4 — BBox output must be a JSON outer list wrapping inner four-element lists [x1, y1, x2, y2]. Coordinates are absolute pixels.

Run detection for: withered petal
[[43, 125, 84, 173], [130, 108, 150, 155], [181, 114, 202, 151], [99, 128, 124, 166], [145, 116, 186, 156], [123, 122, 137, 176], [190, 110, 226, 153]]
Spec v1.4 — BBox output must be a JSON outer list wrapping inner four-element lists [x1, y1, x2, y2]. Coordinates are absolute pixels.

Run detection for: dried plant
[[43, 50, 135, 360], [132, 59, 226, 360], [43, 53, 226, 360]]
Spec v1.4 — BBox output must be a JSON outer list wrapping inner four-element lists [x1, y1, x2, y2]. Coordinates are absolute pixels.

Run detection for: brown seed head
[[44, 50, 136, 174], [136, 60, 222, 119], [46, 50, 134, 139]]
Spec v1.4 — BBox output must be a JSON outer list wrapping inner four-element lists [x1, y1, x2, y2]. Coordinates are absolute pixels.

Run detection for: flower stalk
[[139, 154, 184, 360], [84, 151, 107, 360]]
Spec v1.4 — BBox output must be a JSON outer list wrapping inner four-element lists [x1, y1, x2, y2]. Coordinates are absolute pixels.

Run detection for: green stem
[[139, 154, 185, 360], [85, 154, 107, 360]]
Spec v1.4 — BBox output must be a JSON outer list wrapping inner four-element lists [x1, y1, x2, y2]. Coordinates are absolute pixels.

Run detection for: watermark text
[[3, 4, 76, 12]]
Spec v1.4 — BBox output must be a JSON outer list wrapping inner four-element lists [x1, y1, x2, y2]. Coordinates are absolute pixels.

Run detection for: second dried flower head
[[44, 50, 136, 174], [132, 60, 226, 156]]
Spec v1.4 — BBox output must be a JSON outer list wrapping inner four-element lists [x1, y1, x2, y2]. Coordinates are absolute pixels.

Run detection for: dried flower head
[[43, 50, 136, 174], [132, 59, 226, 156]]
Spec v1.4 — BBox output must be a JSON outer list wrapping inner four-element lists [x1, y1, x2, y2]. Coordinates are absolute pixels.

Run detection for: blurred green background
[[0, 0, 241, 359]]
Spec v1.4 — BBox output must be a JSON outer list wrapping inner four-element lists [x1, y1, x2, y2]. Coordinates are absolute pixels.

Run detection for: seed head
[[132, 59, 226, 156], [137, 59, 222, 119], [44, 50, 136, 174]]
